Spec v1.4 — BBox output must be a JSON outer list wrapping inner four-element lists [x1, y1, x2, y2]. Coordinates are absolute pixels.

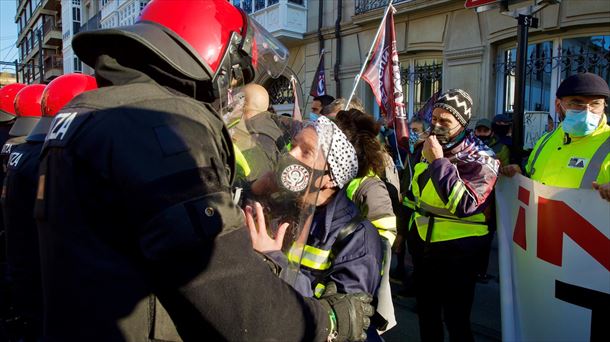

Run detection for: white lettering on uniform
[[1, 144, 12, 154], [47, 112, 77, 141], [8, 152, 23, 168]]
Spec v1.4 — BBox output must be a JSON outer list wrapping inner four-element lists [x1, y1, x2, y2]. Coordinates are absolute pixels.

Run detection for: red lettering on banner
[[513, 187, 530, 250], [537, 197, 610, 271]]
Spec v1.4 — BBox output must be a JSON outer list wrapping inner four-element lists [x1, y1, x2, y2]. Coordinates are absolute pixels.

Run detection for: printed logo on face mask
[[567, 157, 587, 169], [280, 164, 311, 192]]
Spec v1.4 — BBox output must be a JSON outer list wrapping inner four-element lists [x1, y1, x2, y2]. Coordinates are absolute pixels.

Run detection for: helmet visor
[[247, 17, 288, 79]]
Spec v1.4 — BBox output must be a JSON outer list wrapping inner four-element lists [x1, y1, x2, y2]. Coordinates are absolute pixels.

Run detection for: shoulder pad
[[43, 109, 93, 149]]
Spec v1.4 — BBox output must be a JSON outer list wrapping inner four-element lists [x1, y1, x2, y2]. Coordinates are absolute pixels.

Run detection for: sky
[[0, 0, 19, 73]]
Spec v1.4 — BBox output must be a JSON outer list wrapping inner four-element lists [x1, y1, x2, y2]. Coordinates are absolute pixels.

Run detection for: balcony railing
[[42, 16, 59, 35], [355, 0, 411, 15], [234, 0, 304, 14], [233, 0, 307, 42], [81, 13, 101, 33]]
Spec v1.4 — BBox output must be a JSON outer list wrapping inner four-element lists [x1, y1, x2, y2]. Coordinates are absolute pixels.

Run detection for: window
[[74, 57, 82, 72], [495, 35, 610, 117], [400, 57, 443, 119]]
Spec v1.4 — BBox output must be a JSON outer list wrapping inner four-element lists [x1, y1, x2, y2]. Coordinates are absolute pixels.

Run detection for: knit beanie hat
[[433, 88, 473, 127]]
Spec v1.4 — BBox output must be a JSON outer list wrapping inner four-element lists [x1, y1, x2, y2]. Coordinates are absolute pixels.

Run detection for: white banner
[[496, 175, 610, 341]]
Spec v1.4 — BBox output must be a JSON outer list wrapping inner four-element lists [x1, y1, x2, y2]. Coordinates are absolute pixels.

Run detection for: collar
[[310, 190, 356, 243]]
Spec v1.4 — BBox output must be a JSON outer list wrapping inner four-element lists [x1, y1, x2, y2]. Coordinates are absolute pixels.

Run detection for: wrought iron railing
[[401, 62, 443, 85], [494, 47, 610, 78], [268, 76, 295, 105], [355, 0, 411, 15], [234, 0, 303, 14]]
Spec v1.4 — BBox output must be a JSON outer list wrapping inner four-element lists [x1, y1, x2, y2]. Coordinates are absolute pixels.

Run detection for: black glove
[[317, 282, 374, 342]]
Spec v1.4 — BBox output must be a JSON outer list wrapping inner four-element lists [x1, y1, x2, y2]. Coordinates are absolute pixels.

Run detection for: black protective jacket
[[35, 58, 329, 342], [2, 141, 44, 333]]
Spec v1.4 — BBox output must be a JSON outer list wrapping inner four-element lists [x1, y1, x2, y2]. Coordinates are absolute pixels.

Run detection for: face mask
[[492, 124, 510, 137], [429, 124, 463, 145], [274, 153, 326, 201], [408, 130, 420, 153], [562, 109, 600, 137], [309, 113, 319, 121], [476, 134, 492, 145]]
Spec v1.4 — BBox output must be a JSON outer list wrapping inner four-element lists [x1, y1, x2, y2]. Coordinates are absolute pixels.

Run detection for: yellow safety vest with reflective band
[[525, 120, 610, 188], [233, 145, 251, 177], [346, 175, 397, 245], [410, 162, 488, 243]]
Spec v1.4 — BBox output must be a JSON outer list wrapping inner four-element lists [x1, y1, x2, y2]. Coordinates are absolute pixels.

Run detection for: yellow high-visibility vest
[[410, 162, 488, 243], [526, 119, 610, 189]]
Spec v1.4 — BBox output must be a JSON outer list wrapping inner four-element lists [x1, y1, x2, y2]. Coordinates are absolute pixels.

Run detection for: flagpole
[[304, 49, 326, 111], [345, 2, 394, 109]]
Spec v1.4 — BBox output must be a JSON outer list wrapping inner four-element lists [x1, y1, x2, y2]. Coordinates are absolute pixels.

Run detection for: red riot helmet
[[26, 73, 98, 142], [0, 83, 27, 122], [72, 0, 288, 101], [10, 84, 45, 137]]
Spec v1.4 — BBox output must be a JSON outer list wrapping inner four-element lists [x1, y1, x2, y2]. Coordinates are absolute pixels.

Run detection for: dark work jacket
[[268, 190, 383, 297], [35, 61, 329, 342], [2, 141, 43, 329]]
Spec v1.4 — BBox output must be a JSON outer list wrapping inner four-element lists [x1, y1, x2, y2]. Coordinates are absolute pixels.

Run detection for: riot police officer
[[2, 74, 97, 341], [36, 1, 373, 341]]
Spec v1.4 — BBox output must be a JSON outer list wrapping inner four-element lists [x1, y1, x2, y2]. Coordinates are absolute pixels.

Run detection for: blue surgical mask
[[562, 109, 600, 137], [308, 112, 319, 121]]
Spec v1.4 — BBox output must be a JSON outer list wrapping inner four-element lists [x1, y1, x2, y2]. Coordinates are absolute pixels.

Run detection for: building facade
[[61, 0, 150, 75], [14, 0, 63, 84], [240, 0, 609, 124]]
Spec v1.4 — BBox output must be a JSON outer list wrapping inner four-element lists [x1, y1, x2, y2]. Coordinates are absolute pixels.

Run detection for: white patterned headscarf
[[311, 116, 358, 188]]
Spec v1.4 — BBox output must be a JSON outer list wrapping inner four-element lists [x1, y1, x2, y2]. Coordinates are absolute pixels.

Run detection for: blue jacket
[[268, 190, 383, 297]]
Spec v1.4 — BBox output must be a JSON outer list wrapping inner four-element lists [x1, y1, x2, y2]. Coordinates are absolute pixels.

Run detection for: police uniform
[[2, 142, 44, 332], [35, 62, 330, 341]]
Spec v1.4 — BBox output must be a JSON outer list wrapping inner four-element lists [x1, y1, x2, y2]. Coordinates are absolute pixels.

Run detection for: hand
[[422, 135, 443, 162], [317, 282, 374, 342], [592, 182, 610, 202], [245, 202, 288, 253], [500, 164, 522, 177], [251, 171, 278, 195]]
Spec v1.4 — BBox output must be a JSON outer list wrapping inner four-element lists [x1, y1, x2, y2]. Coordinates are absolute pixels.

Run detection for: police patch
[[280, 164, 310, 192], [568, 157, 587, 169]]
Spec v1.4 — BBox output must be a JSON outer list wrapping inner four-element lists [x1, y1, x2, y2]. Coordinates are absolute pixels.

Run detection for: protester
[[501, 72, 610, 202], [247, 116, 382, 337], [335, 108, 398, 333], [35, 1, 374, 341], [475, 118, 510, 166], [406, 89, 499, 341], [409, 117, 428, 135], [492, 114, 513, 148], [231, 83, 288, 183], [310, 94, 335, 121], [321, 97, 365, 120]]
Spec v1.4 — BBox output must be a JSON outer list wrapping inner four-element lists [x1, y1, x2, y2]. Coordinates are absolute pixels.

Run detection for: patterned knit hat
[[311, 116, 358, 188], [433, 88, 473, 127]]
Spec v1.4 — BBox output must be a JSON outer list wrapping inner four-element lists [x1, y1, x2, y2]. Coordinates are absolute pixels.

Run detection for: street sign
[[464, 0, 500, 9]]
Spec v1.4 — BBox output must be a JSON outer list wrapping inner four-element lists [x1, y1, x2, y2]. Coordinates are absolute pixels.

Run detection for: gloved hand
[[317, 282, 374, 342]]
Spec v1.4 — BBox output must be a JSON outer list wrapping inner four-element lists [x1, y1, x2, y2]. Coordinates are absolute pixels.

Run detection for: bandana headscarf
[[311, 116, 358, 188]]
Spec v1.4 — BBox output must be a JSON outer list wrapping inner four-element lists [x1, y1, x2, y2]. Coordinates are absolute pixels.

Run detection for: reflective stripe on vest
[[346, 174, 397, 245], [411, 162, 488, 242], [402, 196, 415, 209], [314, 283, 326, 298], [287, 244, 332, 271], [233, 145, 251, 177], [580, 136, 610, 188]]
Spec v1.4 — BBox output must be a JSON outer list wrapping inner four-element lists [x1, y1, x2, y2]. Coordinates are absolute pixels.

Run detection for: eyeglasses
[[562, 100, 606, 113]]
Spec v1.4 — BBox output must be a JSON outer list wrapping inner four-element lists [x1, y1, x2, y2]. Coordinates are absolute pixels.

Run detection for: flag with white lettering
[[495, 175, 610, 341], [361, 5, 409, 150], [309, 50, 327, 97]]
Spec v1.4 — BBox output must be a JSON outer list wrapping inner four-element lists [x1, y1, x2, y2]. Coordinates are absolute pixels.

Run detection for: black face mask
[[274, 153, 326, 201], [492, 123, 510, 137], [476, 134, 492, 144]]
